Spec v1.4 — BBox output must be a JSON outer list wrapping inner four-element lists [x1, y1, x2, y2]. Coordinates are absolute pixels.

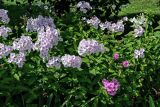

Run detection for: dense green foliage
[[0, 0, 160, 107]]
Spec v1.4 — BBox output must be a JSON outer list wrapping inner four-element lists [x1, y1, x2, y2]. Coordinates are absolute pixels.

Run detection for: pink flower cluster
[[113, 53, 129, 68], [102, 79, 120, 96]]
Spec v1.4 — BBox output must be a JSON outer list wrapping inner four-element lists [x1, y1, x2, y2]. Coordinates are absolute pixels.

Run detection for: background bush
[[0, 0, 160, 107]]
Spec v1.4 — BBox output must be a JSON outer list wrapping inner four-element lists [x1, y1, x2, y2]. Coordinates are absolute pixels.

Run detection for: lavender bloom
[[134, 48, 145, 59], [99, 21, 111, 30], [134, 26, 144, 37], [0, 9, 10, 24], [33, 26, 59, 60], [0, 43, 13, 59], [0, 26, 12, 38], [122, 60, 129, 68], [61, 54, 82, 68], [113, 53, 119, 60], [109, 20, 124, 32], [102, 79, 120, 96], [12, 35, 33, 53], [26, 15, 55, 32], [8, 52, 26, 68], [78, 39, 105, 56], [77, 1, 92, 13], [46, 56, 61, 68], [86, 16, 101, 29]]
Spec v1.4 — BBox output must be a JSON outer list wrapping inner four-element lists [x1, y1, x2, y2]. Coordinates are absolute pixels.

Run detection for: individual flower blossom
[[134, 26, 144, 37], [46, 56, 61, 68], [109, 20, 124, 32], [77, 1, 92, 13], [78, 39, 105, 56], [61, 54, 82, 68], [0, 43, 13, 59], [99, 21, 111, 30], [0, 26, 12, 38], [86, 16, 101, 29], [26, 15, 55, 32], [12, 35, 33, 53], [134, 48, 145, 59], [113, 53, 119, 60], [122, 16, 128, 21], [0, 9, 10, 24], [122, 60, 129, 68], [7, 52, 26, 68], [33, 26, 59, 60], [102, 79, 120, 96]]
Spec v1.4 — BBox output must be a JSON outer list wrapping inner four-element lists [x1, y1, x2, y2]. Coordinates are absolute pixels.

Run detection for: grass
[[119, 0, 160, 16]]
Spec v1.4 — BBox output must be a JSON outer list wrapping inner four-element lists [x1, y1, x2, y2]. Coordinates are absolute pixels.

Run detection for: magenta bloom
[[122, 60, 129, 68], [113, 53, 119, 60], [102, 79, 120, 96]]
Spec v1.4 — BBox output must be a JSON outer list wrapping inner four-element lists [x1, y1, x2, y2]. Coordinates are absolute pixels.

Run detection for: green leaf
[[149, 95, 155, 107]]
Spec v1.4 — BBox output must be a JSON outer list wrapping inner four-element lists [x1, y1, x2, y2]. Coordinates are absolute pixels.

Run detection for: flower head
[[0, 9, 10, 24], [12, 35, 33, 53], [113, 53, 119, 60], [0, 26, 12, 38], [0, 43, 13, 59], [134, 48, 145, 59], [86, 16, 101, 29], [26, 15, 55, 32], [102, 79, 120, 96], [77, 1, 92, 13], [61, 54, 82, 68], [78, 39, 105, 56], [122, 60, 129, 68], [8, 52, 26, 68], [33, 26, 60, 60], [46, 56, 61, 68], [134, 26, 144, 37]]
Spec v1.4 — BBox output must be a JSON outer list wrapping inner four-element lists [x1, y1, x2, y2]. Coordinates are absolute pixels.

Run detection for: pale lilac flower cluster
[[134, 26, 144, 37], [0, 26, 12, 38], [33, 26, 59, 60], [77, 1, 92, 13], [0, 43, 13, 59], [8, 52, 26, 68], [102, 79, 120, 96], [26, 15, 55, 32], [86, 16, 101, 29], [46, 56, 61, 68], [0, 9, 10, 24], [134, 48, 145, 59], [99, 20, 124, 32], [78, 39, 105, 56], [108, 20, 124, 32], [12, 35, 33, 53], [61, 54, 82, 68], [99, 21, 111, 30]]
